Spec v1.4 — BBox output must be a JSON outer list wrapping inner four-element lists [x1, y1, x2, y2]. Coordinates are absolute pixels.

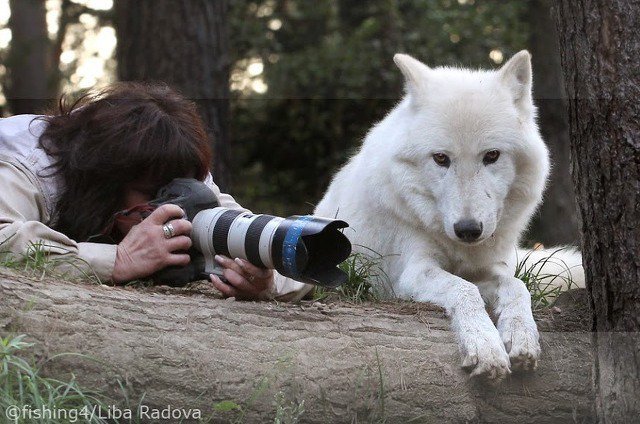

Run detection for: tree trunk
[[0, 270, 594, 423], [525, 0, 580, 246], [114, 0, 232, 190], [554, 1, 640, 422], [6, 0, 54, 115]]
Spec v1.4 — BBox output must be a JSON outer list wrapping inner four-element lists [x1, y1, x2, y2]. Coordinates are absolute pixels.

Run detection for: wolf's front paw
[[460, 329, 511, 383], [499, 319, 540, 372]]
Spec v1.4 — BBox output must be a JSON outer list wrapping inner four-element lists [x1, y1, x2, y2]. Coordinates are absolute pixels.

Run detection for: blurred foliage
[[1, 0, 529, 215], [228, 0, 529, 215]]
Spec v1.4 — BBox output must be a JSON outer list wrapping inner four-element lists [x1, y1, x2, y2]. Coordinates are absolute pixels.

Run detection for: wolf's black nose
[[454, 219, 483, 242]]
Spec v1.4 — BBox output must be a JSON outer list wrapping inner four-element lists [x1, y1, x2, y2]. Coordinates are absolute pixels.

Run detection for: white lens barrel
[[226, 212, 260, 260], [192, 207, 229, 274], [257, 217, 284, 268], [191, 207, 283, 270]]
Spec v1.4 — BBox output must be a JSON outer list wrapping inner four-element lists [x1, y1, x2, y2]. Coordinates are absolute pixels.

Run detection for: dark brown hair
[[38, 82, 212, 242]]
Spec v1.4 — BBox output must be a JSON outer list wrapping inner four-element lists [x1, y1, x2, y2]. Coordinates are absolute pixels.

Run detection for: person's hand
[[210, 255, 274, 300], [112, 204, 192, 283]]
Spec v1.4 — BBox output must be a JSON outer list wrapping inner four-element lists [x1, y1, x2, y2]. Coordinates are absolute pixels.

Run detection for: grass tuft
[[273, 391, 305, 424], [0, 241, 101, 284], [0, 334, 109, 424], [314, 243, 579, 309], [314, 245, 394, 303], [515, 247, 579, 309]]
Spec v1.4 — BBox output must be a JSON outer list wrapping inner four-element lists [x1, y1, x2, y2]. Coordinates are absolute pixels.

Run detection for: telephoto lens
[[192, 208, 352, 288], [150, 178, 352, 288]]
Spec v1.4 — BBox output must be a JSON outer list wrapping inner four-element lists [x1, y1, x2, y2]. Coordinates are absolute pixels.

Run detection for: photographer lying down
[[0, 82, 343, 301]]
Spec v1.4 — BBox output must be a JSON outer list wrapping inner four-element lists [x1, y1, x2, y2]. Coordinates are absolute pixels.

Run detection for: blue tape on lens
[[282, 216, 314, 277]]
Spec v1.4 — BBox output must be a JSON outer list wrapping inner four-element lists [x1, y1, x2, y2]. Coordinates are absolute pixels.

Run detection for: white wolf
[[285, 50, 584, 382]]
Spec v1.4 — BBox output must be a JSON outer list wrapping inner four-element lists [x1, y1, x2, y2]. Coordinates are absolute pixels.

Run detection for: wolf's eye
[[432, 153, 450, 167], [483, 150, 500, 165]]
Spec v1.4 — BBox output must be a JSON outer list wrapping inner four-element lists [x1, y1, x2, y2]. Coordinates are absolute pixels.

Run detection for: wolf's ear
[[394, 53, 430, 103], [499, 50, 533, 108]]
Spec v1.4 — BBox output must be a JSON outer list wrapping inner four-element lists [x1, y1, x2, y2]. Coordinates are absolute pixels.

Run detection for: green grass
[[314, 243, 577, 309], [515, 247, 579, 309], [313, 245, 394, 303], [0, 241, 101, 284], [211, 386, 305, 424], [0, 334, 309, 424], [272, 391, 305, 424], [0, 334, 110, 424]]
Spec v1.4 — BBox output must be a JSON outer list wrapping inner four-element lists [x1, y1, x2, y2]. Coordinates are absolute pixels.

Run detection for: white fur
[[306, 51, 585, 382]]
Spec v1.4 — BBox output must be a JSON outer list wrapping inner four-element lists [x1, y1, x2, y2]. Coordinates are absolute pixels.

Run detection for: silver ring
[[162, 223, 175, 239]]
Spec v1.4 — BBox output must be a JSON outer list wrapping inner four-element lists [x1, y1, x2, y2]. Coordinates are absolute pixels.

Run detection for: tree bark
[[114, 0, 232, 190], [526, 0, 580, 246], [0, 270, 594, 423], [6, 0, 54, 115], [554, 1, 640, 422]]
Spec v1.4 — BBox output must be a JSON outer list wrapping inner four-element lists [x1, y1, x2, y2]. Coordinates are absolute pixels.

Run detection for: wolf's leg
[[479, 277, 540, 371], [398, 262, 511, 382]]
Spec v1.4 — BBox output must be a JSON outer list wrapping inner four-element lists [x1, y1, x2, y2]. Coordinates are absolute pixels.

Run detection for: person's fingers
[[164, 219, 192, 236], [233, 259, 270, 292], [234, 258, 272, 279], [222, 268, 262, 295], [215, 255, 244, 275], [148, 204, 185, 225], [166, 235, 192, 251], [215, 255, 271, 295], [165, 253, 191, 267], [210, 274, 238, 297]]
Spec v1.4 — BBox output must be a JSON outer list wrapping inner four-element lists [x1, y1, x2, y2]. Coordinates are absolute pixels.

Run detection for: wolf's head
[[376, 51, 549, 245]]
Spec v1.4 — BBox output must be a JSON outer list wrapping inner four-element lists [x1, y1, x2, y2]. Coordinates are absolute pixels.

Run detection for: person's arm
[[0, 162, 192, 283], [203, 173, 248, 211], [0, 161, 117, 281]]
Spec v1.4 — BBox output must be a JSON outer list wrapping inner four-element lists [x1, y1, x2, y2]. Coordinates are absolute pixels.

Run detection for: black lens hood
[[272, 216, 351, 287]]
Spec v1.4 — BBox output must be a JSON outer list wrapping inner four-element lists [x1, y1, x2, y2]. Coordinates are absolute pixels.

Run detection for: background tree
[[524, 0, 579, 246], [114, 0, 232, 190], [1, 0, 113, 116], [5, 0, 52, 114], [554, 1, 640, 421]]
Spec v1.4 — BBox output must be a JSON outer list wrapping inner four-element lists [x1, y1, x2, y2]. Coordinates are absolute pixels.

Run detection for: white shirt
[[0, 114, 311, 299]]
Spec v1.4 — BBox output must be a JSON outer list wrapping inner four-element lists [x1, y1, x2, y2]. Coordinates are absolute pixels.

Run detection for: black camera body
[[148, 178, 220, 284]]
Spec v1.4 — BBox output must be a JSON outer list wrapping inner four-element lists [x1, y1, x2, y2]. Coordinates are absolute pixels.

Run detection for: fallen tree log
[[0, 269, 594, 423]]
